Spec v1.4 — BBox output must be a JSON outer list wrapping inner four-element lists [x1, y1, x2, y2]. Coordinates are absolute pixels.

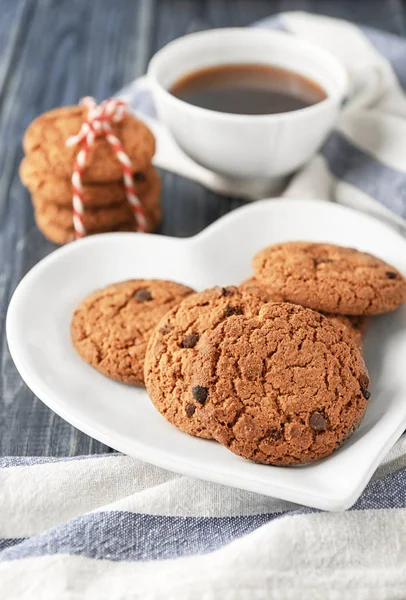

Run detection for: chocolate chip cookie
[[34, 173, 161, 244], [20, 157, 158, 208], [239, 277, 285, 301], [33, 198, 136, 231], [326, 314, 367, 348], [23, 105, 155, 182], [71, 279, 194, 385], [144, 285, 271, 438], [192, 302, 370, 465], [253, 242, 406, 315], [240, 277, 366, 346]]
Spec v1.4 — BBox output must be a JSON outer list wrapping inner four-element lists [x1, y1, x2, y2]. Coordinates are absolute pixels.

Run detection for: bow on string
[[66, 97, 147, 239]]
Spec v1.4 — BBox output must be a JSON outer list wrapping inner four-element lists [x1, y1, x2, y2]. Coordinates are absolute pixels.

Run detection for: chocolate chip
[[309, 411, 328, 432], [269, 428, 282, 441], [386, 271, 397, 279], [223, 305, 243, 318], [314, 257, 332, 267], [134, 171, 146, 182], [185, 403, 196, 417], [159, 325, 172, 335], [361, 388, 371, 400], [192, 386, 208, 404], [221, 287, 235, 297], [134, 288, 152, 302], [181, 333, 199, 348]]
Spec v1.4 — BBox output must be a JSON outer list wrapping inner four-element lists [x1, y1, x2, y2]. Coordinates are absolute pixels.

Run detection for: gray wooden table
[[1, 0, 406, 457]]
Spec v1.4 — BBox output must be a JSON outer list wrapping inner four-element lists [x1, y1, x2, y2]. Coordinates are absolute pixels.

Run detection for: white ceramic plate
[[7, 199, 406, 511]]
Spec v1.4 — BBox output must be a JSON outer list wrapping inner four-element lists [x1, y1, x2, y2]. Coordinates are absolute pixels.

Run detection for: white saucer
[[6, 199, 406, 511]]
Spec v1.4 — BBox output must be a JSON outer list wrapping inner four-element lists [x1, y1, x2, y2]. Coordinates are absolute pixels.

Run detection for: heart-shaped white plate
[[7, 199, 406, 511]]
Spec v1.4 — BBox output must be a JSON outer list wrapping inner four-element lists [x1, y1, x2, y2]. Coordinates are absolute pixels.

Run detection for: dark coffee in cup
[[170, 63, 327, 115]]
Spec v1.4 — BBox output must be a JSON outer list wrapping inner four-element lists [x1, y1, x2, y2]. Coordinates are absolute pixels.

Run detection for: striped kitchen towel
[[1, 441, 406, 599], [2, 13, 406, 600]]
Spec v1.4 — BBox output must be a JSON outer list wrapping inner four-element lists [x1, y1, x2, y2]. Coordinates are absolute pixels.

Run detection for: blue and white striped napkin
[[1, 444, 406, 599], [2, 13, 406, 599]]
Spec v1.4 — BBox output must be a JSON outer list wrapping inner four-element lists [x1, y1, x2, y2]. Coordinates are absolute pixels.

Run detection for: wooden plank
[[152, 0, 406, 36], [1, 0, 406, 456]]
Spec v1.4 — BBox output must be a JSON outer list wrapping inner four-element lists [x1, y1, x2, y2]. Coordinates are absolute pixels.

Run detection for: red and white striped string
[[65, 97, 147, 239]]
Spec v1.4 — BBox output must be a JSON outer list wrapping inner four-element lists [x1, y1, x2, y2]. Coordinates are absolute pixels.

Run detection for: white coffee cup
[[147, 28, 348, 182]]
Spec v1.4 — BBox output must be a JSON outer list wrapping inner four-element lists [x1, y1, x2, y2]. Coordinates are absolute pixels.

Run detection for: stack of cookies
[[71, 242, 406, 466], [20, 106, 161, 244]]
